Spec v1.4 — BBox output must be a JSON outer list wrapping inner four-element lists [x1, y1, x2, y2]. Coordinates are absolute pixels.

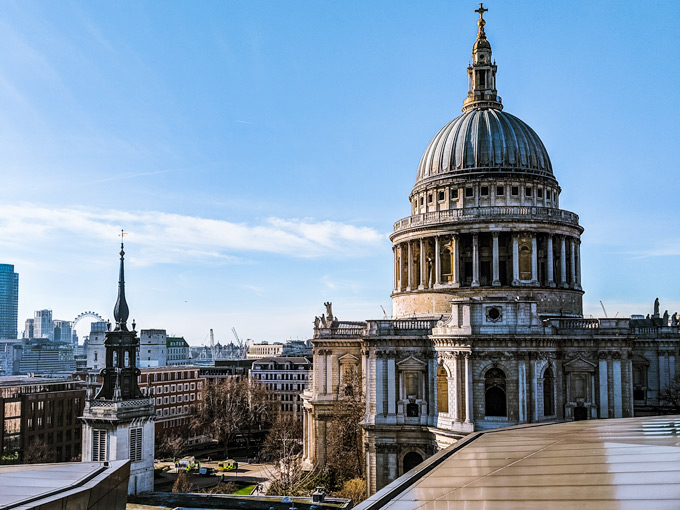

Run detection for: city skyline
[[0, 1, 678, 345]]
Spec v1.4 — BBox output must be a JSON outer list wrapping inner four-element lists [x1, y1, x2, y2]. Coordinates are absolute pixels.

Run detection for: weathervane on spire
[[475, 3, 488, 39]]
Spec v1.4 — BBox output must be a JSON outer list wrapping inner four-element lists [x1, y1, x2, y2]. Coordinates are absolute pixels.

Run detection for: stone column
[[512, 234, 520, 285], [375, 354, 384, 416], [471, 233, 480, 287], [569, 237, 576, 288], [407, 242, 412, 291], [434, 236, 441, 286], [613, 359, 623, 418], [492, 232, 501, 286], [575, 239, 582, 290], [419, 238, 425, 289], [531, 234, 538, 285], [464, 353, 473, 423], [546, 234, 555, 287], [393, 246, 398, 292], [452, 235, 460, 287], [598, 357, 608, 419], [518, 360, 527, 423], [452, 354, 460, 422], [398, 244, 404, 291], [560, 236, 567, 288], [387, 356, 396, 416]]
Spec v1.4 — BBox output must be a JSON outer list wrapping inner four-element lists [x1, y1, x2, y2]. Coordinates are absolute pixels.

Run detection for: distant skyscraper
[[53, 320, 73, 343], [33, 309, 54, 340], [0, 264, 19, 340], [23, 318, 34, 339]]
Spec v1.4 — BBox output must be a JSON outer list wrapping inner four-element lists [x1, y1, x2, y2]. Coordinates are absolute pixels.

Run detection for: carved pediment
[[564, 357, 596, 372], [339, 353, 360, 364], [396, 355, 427, 371], [631, 353, 650, 366]]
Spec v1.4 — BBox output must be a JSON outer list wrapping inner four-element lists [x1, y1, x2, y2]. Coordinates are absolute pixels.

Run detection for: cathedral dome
[[416, 109, 554, 185]]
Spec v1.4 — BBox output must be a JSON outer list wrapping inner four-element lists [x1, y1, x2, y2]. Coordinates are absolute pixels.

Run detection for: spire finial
[[113, 230, 130, 331], [475, 3, 488, 40]]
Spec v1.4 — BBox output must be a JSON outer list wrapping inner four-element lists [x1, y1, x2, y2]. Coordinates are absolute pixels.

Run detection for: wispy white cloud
[[0, 204, 385, 266], [621, 238, 680, 259]]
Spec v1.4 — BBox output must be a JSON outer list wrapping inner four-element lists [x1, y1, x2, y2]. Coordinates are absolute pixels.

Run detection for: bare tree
[[326, 366, 366, 485], [190, 377, 273, 459], [172, 470, 194, 493], [242, 379, 274, 455], [263, 414, 303, 495], [660, 376, 680, 412], [157, 433, 188, 460], [23, 438, 54, 464]]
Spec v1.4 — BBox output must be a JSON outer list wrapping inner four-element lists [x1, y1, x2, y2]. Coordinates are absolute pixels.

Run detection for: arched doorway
[[485, 368, 507, 417], [574, 405, 588, 421], [543, 367, 554, 416], [402, 451, 424, 474]]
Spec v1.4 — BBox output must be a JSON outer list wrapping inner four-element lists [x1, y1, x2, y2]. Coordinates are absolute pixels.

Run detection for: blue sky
[[0, 1, 678, 345]]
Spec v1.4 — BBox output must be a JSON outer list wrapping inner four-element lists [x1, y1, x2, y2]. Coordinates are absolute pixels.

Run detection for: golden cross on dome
[[475, 3, 488, 38], [119, 229, 127, 239]]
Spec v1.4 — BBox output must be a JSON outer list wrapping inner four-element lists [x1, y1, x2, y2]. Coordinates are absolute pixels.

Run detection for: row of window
[[252, 372, 307, 380], [141, 370, 200, 383], [154, 393, 197, 406], [413, 183, 558, 210], [156, 405, 190, 417], [146, 382, 200, 394]]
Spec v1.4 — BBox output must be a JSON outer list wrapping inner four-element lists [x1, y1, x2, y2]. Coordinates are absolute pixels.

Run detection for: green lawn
[[232, 484, 255, 495]]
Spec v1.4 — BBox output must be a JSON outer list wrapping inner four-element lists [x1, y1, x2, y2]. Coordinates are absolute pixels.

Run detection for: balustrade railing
[[393, 206, 580, 232]]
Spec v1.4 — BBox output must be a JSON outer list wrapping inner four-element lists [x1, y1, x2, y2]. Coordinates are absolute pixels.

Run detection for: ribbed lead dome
[[416, 109, 553, 185]]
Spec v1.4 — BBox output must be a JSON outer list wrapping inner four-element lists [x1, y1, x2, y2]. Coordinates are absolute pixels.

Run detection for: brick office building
[[138, 366, 204, 442], [0, 377, 85, 463]]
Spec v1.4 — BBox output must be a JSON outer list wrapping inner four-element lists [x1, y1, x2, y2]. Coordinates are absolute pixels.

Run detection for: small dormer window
[[511, 186, 519, 196], [451, 189, 459, 199], [537, 188, 543, 198], [496, 186, 504, 196], [546, 190, 552, 200], [525, 187, 532, 197], [428, 193, 433, 204], [438, 191, 445, 201], [481, 186, 489, 196], [465, 188, 474, 198]]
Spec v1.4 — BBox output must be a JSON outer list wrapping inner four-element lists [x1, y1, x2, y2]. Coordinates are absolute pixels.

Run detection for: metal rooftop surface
[[357, 416, 680, 510], [0, 460, 127, 509]]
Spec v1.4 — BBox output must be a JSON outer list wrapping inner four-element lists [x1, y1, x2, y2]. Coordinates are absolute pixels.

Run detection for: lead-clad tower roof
[[415, 4, 554, 187]]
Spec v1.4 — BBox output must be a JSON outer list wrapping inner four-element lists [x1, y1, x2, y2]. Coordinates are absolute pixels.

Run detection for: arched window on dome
[[437, 365, 448, 414], [485, 368, 507, 417], [543, 367, 555, 416]]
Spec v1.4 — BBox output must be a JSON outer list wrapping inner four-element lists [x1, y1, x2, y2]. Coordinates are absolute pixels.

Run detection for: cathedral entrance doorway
[[403, 452, 424, 474], [574, 405, 588, 421]]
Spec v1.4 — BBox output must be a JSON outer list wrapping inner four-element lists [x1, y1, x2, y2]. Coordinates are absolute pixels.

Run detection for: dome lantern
[[463, 3, 503, 113]]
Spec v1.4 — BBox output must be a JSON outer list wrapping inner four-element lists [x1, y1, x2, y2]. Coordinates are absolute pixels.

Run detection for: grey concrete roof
[[357, 415, 680, 510], [0, 460, 127, 509], [416, 109, 554, 186]]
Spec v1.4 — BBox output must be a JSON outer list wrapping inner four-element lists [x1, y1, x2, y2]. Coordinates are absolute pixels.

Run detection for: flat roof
[[357, 415, 680, 510], [0, 460, 128, 509]]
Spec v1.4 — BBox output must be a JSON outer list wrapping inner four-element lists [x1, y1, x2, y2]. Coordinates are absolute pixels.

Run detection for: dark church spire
[[113, 231, 129, 331]]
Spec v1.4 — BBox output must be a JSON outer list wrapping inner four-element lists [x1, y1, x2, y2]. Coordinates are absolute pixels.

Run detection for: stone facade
[[302, 8, 680, 497]]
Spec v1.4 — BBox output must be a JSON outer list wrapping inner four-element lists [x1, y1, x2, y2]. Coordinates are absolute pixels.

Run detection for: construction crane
[[600, 301, 608, 318], [232, 327, 249, 359], [380, 305, 388, 319]]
